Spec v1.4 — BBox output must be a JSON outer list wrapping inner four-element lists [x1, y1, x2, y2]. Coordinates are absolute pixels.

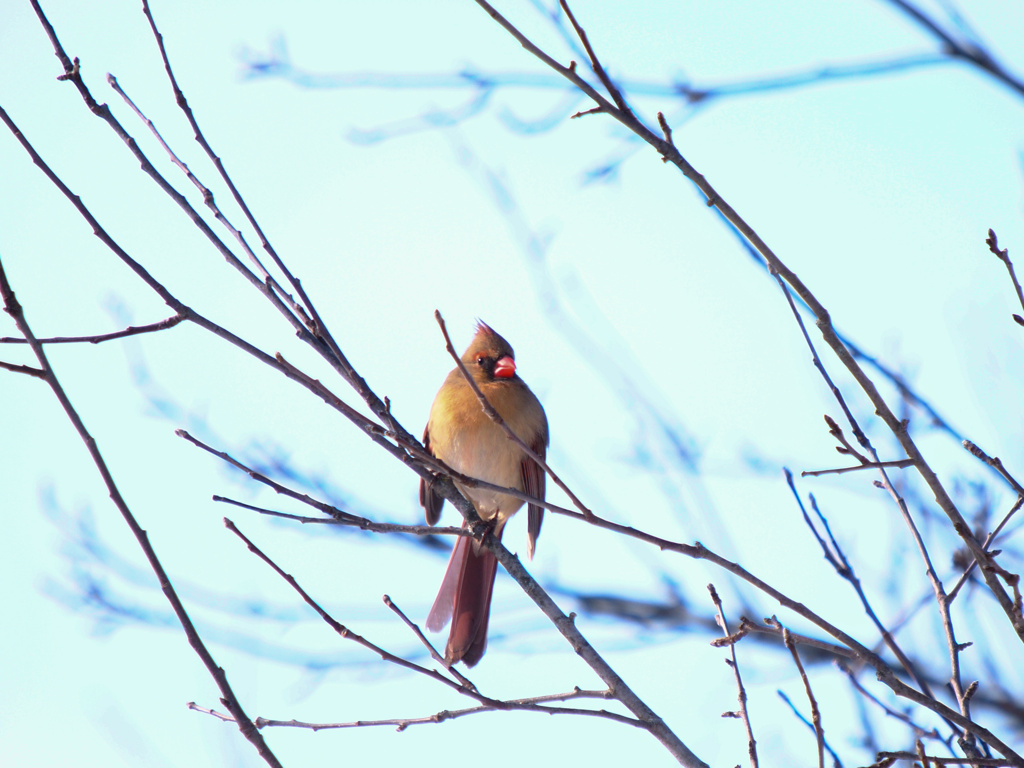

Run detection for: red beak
[[493, 356, 516, 379]]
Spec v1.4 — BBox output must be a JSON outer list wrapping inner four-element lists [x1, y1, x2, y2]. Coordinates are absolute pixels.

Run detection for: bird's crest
[[475, 320, 498, 338]]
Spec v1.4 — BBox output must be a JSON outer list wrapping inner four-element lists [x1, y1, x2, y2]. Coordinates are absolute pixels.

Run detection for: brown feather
[[419, 426, 444, 525], [444, 527, 502, 666], [523, 436, 546, 560]]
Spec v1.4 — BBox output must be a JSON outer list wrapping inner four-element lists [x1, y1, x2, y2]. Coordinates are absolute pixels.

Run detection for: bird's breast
[[427, 380, 544, 525], [435, 418, 526, 523]]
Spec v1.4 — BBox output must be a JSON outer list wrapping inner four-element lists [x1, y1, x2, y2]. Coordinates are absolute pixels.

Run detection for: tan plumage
[[420, 321, 548, 667]]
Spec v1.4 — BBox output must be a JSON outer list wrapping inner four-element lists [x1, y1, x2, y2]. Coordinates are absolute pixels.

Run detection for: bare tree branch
[[0, 256, 282, 768], [984, 229, 1024, 324], [963, 439, 1024, 499], [708, 584, 758, 768], [472, 0, 1024, 647], [883, 0, 1024, 99], [0, 313, 185, 345], [0, 358, 45, 377], [780, 623, 826, 768], [801, 459, 915, 478], [11, 2, 1024, 765], [222, 517, 644, 731]]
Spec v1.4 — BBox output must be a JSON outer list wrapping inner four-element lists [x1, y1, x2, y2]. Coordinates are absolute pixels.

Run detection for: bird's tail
[[426, 524, 502, 667]]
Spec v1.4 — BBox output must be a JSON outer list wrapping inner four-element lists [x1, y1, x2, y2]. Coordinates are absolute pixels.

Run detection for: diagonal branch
[[0, 256, 282, 768], [471, 0, 1024, 647], [780, 624, 825, 768], [222, 517, 637, 729], [882, 0, 1024, 99], [223, 517, 481, 697], [139, 0, 408, 441], [558, 0, 630, 113]]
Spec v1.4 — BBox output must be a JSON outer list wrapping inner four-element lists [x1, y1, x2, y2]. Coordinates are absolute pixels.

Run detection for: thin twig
[[737, 617, 858, 660], [784, 470, 954, 734], [187, 426, 572, 535], [0, 359, 45, 377], [876, 751, 1012, 767], [883, 0, 1024, 97], [558, 0, 630, 112], [801, 459, 914, 477], [708, 585, 758, 768], [838, 662, 943, 741], [773, 271, 871, 454], [775, 690, 843, 768], [778, 623, 825, 768], [187, 702, 235, 723], [0, 313, 185, 345], [41, 0, 410, 469], [212, 494, 467, 538], [251, 693, 636, 732], [177, 430, 362, 523], [821, 414, 871, 465], [985, 229, 1024, 322], [949, 497, 1024, 603], [382, 595, 477, 690], [963, 440, 1024, 498]]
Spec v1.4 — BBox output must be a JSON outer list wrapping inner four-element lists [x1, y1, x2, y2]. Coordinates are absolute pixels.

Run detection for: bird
[[420, 321, 548, 667]]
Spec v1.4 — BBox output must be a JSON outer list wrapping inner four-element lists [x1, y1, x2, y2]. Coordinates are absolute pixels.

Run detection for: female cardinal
[[420, 321, 548, 667]]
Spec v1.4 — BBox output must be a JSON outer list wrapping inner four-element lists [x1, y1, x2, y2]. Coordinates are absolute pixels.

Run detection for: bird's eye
[[475, 355, 486, 366]]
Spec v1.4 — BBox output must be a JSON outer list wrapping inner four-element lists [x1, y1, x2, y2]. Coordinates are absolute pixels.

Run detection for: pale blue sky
[[3, 1, 1024, 766]]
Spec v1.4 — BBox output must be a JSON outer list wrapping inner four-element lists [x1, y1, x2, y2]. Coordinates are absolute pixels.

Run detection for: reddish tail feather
[[426, 524, 502, 667]]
